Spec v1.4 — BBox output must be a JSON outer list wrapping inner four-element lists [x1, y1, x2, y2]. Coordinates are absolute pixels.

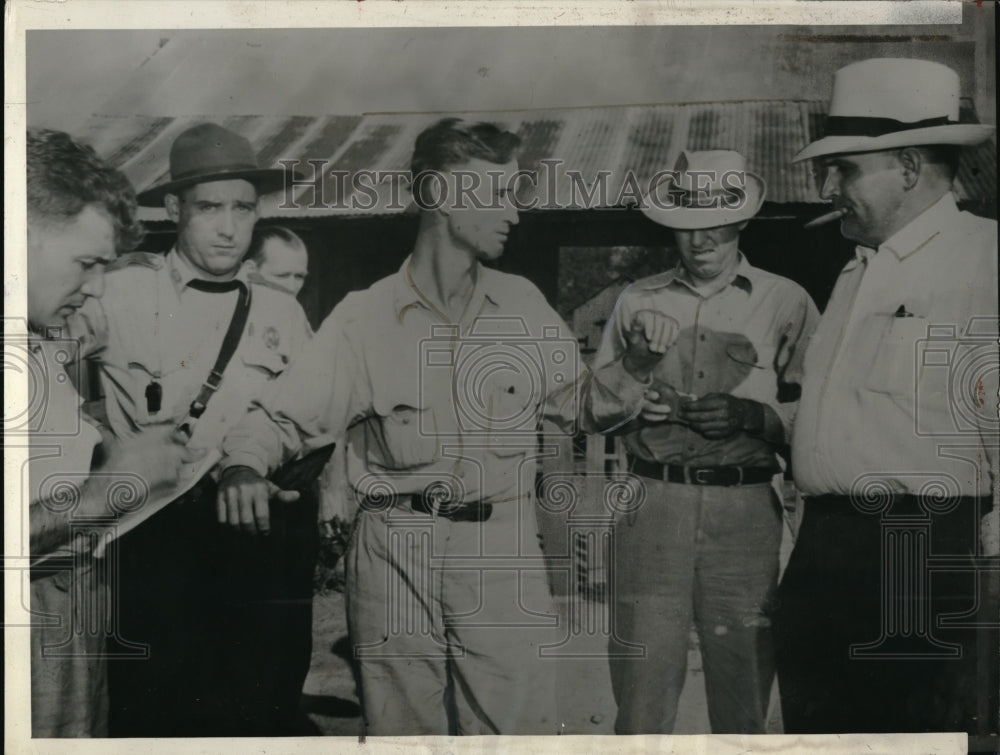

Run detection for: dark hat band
[[170, 162, 261, 183], [658, 184, 748, 210], [824, 115, 953, 138]]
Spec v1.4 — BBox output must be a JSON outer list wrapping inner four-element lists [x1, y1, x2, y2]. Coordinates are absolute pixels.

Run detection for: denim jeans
[[609, 478, 781, 734]]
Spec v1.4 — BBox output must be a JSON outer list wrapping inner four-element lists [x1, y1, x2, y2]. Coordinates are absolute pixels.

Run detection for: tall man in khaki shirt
[[218, 118, 662, 734], [777, 58, 998, 736]]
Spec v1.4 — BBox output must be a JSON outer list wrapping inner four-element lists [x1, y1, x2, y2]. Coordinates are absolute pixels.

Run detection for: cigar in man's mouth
[[804, 207, 849, 229]]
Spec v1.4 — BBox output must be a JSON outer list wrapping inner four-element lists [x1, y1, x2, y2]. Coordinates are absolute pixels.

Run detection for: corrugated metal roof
[[76, 102, 996, 219]]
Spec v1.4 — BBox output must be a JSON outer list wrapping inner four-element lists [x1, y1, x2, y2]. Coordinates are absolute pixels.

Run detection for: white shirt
[[793, 193, 998, 498]]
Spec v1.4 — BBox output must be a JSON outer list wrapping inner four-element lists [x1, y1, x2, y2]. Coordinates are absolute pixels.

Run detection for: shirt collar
[[879, 191, 955, 261], [843, 192, 956, 273], [393, 255, 502, 322], [166, 247, 249, 297], [843, 246, 875, 273], [633, 252, 755, 296]]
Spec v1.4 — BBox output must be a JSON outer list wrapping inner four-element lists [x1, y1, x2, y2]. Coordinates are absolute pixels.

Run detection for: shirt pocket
[[370, 391, 440, 470], [865, 315, 928, 401], [240, 342, 289, 379], [725, 341, 775, 401], [477, 370, 540, 457]]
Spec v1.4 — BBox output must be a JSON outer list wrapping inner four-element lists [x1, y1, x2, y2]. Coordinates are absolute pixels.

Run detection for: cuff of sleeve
[[219, 452, 269, 478], [593, 359, 653, 433], [606, 358, 653, 399]]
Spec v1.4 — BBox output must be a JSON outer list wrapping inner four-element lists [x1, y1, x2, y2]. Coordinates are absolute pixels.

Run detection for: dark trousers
[[107, 479, 319, 737], [774, 495, 998, 735]]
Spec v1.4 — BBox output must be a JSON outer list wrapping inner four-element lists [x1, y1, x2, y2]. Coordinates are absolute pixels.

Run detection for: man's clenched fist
[[623, 309, 680, 380]]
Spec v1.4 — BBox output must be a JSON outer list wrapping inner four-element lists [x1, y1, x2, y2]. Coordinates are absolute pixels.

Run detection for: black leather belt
[[409, 494, 493, 522], [806, 493, 993, 515], [630, 457, 778, 487]]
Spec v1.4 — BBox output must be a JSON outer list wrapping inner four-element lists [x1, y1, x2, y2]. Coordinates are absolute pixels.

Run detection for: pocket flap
[[240, 344, 288, 376]]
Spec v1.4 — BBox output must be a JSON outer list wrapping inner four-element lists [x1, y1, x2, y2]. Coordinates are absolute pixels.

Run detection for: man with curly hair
[[25, 128, 197, 737]]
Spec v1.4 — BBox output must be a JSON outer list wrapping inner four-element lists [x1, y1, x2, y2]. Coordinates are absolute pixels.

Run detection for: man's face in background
[[246, 237, 310, 295]]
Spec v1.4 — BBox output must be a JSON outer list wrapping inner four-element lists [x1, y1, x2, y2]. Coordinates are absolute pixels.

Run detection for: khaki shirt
[[20, 332, 107, 737], [70, 248, 311, 452], [222, 258, 648, 505], [26, 336, 103, 537], [793, 193, 999, 498], [594, 254, 819, 467]]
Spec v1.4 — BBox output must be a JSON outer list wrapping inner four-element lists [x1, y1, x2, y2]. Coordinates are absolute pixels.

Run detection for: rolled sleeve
[[585, 358, 650, 434], [220, 299, 364, 476]]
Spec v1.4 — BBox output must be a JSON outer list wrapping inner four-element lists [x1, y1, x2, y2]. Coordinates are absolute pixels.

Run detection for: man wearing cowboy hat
[[593, 150, 819, 734], [69, 122, 312, 735], [776, 58, 998, 735]]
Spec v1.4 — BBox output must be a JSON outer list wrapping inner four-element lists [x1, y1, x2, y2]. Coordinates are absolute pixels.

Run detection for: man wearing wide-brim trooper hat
[[70, 121, 314, 735], [137, 121, 297, 205], [776, 57, 999, 736], [593, 149, 819, 734]]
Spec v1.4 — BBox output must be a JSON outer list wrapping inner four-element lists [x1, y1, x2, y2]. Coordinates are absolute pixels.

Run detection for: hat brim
[[136, 167, 304, 207], [793, 124, 995, 163], [640, 174, 766, 230]]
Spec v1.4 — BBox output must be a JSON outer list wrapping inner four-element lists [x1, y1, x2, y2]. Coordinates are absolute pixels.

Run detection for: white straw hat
[[794, 58, 995, 162], [642, 150, 766, 230]]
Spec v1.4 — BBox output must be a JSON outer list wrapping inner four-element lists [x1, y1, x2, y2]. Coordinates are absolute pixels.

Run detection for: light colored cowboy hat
[[137, 122, 304, 206], [642, 150, 766, 230], [794, 58, 995, 163]]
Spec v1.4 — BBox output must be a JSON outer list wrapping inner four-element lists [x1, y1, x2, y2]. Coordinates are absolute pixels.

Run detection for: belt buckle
[[692, 468, 713, 485]]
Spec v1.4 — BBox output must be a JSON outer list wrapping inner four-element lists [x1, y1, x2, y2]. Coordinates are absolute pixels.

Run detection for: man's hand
[[678, 393, 764, 440], [623, 309, 679, 381], [638, 381, 681, 423], [216, 465, 300, 535]]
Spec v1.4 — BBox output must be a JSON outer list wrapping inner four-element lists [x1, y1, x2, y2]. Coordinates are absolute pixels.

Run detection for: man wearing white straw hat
[[69, 122, 313, 735], [593, 150, 819, 734], [776, 58, 998, 735]]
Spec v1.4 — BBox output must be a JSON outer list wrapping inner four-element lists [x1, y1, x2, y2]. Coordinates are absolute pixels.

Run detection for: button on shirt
[[593, 255, 819, 467], [793, 193, 999, 497], [222, 258, 648, 505], [70, 248, 311, 452]]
